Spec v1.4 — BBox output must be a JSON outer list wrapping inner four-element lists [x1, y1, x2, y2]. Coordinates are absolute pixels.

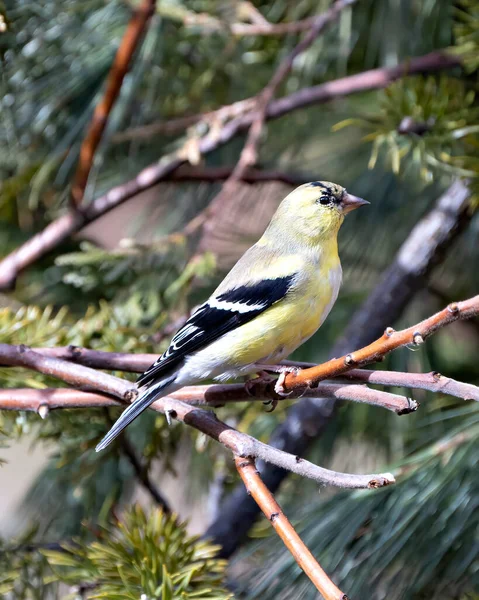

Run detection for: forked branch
[[280, 296, 479, 393], [0, 50, 460, 289], [0, 385, 394, 489]]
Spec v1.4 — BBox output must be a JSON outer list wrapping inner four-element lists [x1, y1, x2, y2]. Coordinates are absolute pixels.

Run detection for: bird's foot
[[264, 365, 302, 412], [246, 365, 302, 412], [274, 366, 301, 397]]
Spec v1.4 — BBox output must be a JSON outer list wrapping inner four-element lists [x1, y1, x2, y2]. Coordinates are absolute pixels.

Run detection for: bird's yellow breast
[[209, 242, 342, 370]]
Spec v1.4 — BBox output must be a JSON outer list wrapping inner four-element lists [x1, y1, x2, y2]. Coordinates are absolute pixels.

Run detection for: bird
[[96, 181, 369, 452]]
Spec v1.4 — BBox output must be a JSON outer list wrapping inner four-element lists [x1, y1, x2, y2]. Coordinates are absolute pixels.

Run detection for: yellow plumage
[[96, 181, 368, 451]]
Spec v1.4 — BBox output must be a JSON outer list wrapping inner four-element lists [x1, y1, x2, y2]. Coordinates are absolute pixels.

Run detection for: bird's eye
[[317, 195, 331, 205]]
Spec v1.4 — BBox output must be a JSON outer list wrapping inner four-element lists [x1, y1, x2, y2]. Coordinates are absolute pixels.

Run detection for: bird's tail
[[95, 374, 177, 452]]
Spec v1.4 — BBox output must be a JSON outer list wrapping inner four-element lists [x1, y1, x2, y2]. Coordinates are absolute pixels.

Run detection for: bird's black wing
[[137, 274, 296, 387]]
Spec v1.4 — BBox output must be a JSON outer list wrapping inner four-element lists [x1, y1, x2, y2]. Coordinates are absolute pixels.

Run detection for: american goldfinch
[[96, 181, 368, 451]]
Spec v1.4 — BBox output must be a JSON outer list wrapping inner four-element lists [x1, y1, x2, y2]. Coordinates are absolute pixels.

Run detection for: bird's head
[[266, 180, 369, 246]]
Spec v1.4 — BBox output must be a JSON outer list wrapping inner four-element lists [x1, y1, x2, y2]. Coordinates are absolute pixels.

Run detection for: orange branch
[[70, 0, 156, 207], [281, 295, 479, 393], [235, 456, 348, 600]]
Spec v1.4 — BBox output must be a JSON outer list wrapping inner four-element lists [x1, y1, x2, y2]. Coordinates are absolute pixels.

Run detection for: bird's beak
[[341, 193, 370, 214]]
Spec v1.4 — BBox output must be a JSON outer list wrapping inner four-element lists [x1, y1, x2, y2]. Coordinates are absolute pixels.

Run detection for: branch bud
[[38, 404, 49, 419]]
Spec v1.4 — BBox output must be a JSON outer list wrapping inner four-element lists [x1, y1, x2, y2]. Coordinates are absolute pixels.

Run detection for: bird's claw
[[274, 366, 301, 396], [246, 366, 302, 412], [263, 398, 279, 413]]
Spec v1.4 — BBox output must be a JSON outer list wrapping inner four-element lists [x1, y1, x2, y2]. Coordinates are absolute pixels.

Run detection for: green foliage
[[0, 526, 58, 600], [334, 76, 479, 181], [43, 505, 232, 599], [453, 0, 479, 72], [53, 239, 216, 325], [0, 303, 150, 389]]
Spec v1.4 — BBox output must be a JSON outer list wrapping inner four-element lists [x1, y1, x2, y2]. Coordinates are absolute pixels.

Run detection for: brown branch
[[0, 50, 460, 289], [0, 389, 120, 412], [0, 344, 134, 401], [28, 346, 159, 372], [342, 369, 479, 402], [113, 97, 256, 143], [176, 382, 417, 414], [70, 0, 156, 207], [0, 388, 394, 489], [0, 378, 417, 415], [235, 456, 348, 600], [278, 295, 479, 394], [116, 50, 461, 144]]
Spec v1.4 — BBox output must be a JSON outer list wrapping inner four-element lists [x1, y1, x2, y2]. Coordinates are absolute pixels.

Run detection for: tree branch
[[0, 50, 460, 289], [235, 456, 348, 600], [278, 295, 479, 394], [0, 380, 418, 415], [17, 346, 478, 405], [0, 388, 394, 490], [115, 50, 461, 144], [0, 344, 134, 400], [341, 369, 479, 402], [70, 0, 156, 207]]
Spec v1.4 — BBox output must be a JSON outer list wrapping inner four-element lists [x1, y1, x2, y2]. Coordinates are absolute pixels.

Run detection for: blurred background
[[0, 1, 478, 599]]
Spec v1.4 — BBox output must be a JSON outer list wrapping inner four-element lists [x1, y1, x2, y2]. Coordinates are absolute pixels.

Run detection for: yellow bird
[[96, 181, 369, 451]]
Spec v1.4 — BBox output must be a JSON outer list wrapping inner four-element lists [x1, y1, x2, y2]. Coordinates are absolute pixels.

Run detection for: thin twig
[[278, 295, 479, 393], [235, 456, 348, 600], [0, 50, 460, 289], [341, 369, 479, 402], [104, 410, 171, 512], [70, 0, 156, 207]]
